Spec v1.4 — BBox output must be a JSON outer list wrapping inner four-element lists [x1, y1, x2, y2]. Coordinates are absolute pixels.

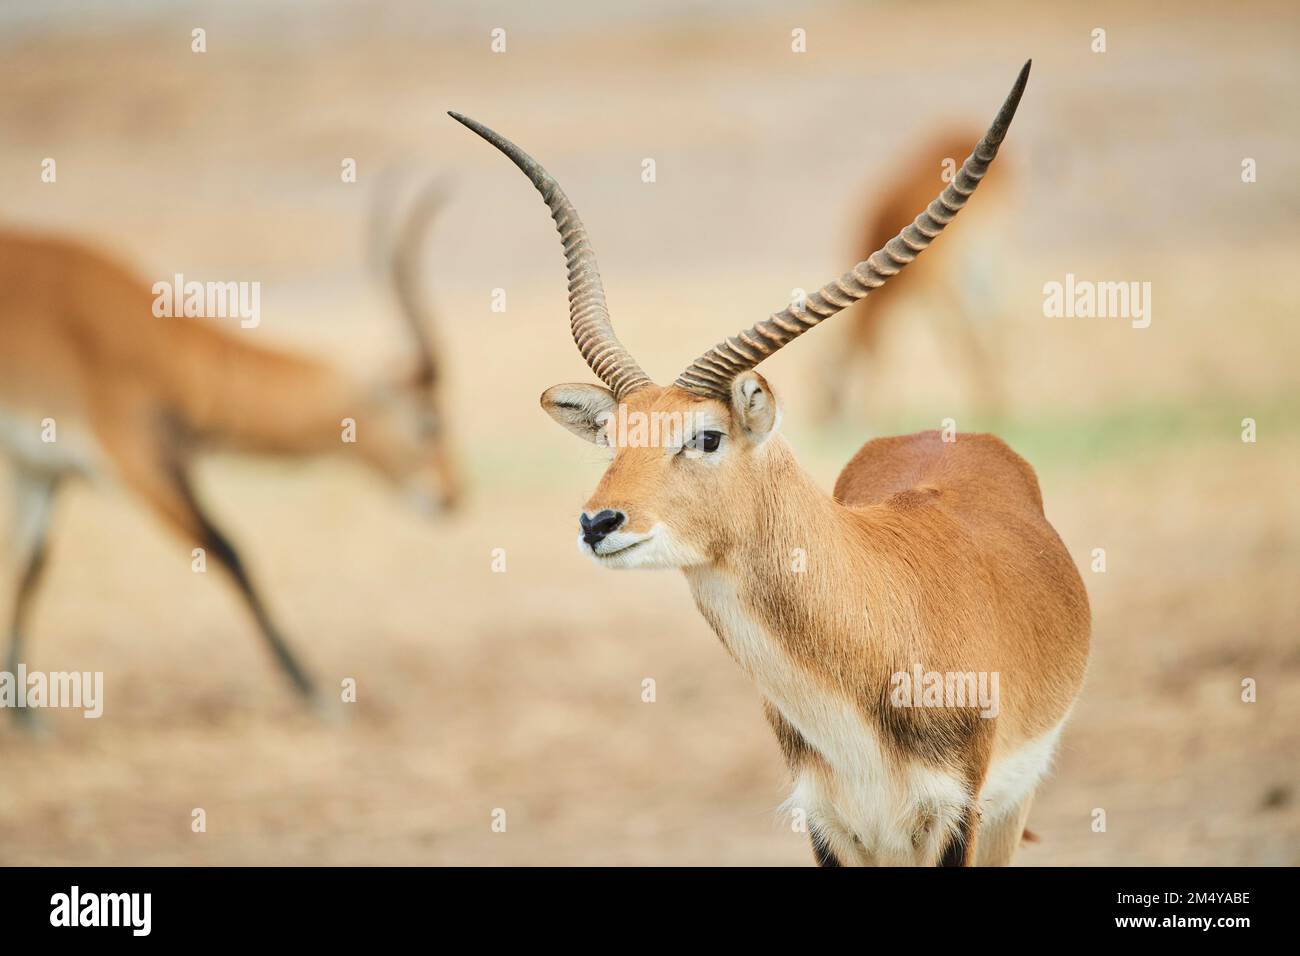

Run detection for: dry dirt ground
[[0, 0, 1297, 864]]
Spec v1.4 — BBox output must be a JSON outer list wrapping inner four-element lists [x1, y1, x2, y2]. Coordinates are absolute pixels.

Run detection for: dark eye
[[688, 430, 723, 453]]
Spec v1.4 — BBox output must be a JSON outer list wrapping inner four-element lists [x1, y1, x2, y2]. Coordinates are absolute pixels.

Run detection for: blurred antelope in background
[[819, 128, 1013, 421], [454, 61, 1089, 866], [0, 180, 461, 719]]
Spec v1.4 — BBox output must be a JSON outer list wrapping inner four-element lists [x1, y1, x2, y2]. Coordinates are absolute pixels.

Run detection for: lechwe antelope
[[0, 182, 461, 718], [820, 128, 1013, 420], [453, 61, 1089, 866]]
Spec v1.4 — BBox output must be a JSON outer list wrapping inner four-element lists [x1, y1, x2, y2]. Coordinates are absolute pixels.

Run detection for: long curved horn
[[390, 176, 449, 389], [674, 60, 1031, 400], [448, 112, 653, 400]]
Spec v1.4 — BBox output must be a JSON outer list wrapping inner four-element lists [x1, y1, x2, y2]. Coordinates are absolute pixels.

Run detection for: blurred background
[[0, 0, 1296, 864]]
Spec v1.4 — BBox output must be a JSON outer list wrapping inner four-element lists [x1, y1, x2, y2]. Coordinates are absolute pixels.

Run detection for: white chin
[[576, 528, 690, 570]]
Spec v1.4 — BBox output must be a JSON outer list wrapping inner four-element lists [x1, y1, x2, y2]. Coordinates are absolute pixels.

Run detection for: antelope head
[[450, 61, 1029, 565]]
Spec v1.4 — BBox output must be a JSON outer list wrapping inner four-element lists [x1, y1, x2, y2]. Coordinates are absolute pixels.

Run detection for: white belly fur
[[687, 566, 1063, 865], [0, 404, 103, 477]]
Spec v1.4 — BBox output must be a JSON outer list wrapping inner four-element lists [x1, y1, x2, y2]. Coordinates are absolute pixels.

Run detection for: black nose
[[580, 509, 626, 546]]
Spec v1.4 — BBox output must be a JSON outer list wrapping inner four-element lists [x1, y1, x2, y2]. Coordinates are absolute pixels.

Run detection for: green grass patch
[[801, 392, 1300, 477]]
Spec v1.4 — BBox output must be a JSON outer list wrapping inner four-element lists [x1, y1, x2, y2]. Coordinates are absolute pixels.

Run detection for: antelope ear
[[540, 383, 617, 444], [730, 370, 779, 443]]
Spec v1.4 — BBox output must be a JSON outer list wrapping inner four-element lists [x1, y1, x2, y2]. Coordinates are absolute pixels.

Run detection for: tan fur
[[975, 796, 1035, 867], [822, 129, 1011, 417], [472, 62, 1077, 864], [0, 226, 459, 701], [543, 378, 1089, 865]]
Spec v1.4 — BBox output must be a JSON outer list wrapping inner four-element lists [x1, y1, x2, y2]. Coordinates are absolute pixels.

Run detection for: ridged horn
[[674, 60, 1032, 400], [448, 111, 654, 399]]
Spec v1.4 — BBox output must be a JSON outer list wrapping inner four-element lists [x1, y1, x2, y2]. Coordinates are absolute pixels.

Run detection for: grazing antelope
[[820, 128, 1013, 421], [453, 61, 1089, 866], [0, 182, 460, 718]]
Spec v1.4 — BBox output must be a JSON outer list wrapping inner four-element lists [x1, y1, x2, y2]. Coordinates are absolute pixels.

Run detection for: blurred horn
[[449, 111, 653, 400], [390, 176, 449, 389], [674, 60, 1032, 401]]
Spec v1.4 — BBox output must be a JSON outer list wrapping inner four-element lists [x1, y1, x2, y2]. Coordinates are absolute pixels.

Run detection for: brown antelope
[[820, 128, 1013, 421], [0, 182, 461, 718], [453, 61, 1090, 866]]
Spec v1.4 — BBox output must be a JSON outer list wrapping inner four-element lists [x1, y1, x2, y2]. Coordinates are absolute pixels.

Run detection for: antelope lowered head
[[450, 61, 1029, 568]]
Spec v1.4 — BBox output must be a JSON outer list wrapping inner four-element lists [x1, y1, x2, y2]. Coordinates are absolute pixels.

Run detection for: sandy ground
[[0, 0, 1297, 864]]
